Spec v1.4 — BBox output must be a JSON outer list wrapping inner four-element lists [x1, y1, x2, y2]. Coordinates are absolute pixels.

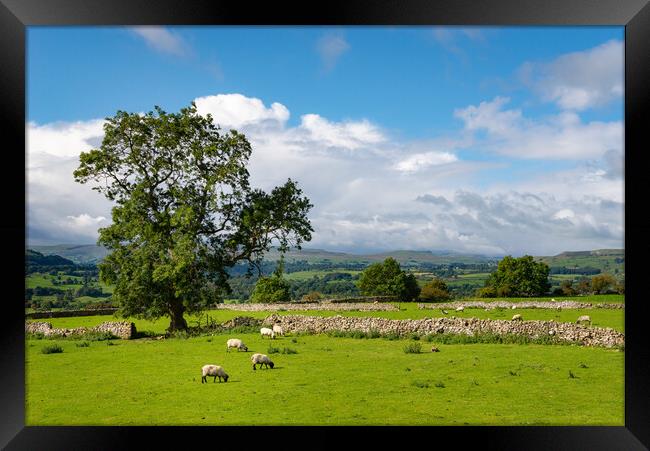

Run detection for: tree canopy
[[419, 278, 451, 302], [479, 255, 550, 297], [74, 103, 313, 330], [357, 257, 420, 301], [249, 258, 291, 303]]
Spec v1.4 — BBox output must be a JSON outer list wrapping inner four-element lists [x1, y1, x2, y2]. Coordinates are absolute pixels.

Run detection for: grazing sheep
[[260, 327, 276, 339], [511, 314, 522, 321], [226, 338, 248, 352], [511, 305, 517, 310], [431, 346, 440, 352], [576, 315, 592, 326], [251, 353, 274, 370], [455, 306, 464, 312], [272, 325, 284, 337], [441, 309, 448, 315], [201, 364, 229, 383]]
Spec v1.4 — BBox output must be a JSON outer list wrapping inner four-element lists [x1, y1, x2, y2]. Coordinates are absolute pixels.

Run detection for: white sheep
[[272, 324, 284, 337], [511, 314, 522, 321], [260, 327, 275, 339], [455, 306, 464, 312], [226, 338, 248, 352], [511, 305, 517, 310], [251, 353, 274, 370], [201, 364, 229, 383], [576, 315, 592, 325]]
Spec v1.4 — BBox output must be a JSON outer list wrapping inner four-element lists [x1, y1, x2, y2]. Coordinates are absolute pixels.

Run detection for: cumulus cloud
[[394, 151, 458, 173], [27, 92, 622, 255], [195, 93, 290, 129], [519, 39, 623, 111], [454, 97, 622, 160], [317, 32, 350, 72], [130, 26, 190, 57]]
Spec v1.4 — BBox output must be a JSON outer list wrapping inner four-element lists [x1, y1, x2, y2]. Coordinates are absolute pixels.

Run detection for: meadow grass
[[25, 332, 623, 425]]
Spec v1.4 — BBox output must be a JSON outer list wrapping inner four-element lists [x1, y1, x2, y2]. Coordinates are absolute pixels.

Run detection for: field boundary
[[418, 301, 624, 310], [263, 314, 624, 348]]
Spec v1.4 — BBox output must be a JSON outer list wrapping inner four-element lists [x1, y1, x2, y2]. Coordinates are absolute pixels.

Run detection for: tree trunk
[[168, 300, 188, 332]]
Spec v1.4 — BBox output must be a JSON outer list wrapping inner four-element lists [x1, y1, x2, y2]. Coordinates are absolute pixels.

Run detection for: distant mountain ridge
[[28, 244, 624, 267]]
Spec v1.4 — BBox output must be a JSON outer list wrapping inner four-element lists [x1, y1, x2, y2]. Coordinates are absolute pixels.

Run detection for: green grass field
[[26, 332, 623, 425], [25, 296, 625, 426]]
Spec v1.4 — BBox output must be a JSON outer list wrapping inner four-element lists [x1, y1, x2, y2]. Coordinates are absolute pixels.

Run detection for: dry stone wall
[[26, 308, 119, 319], [26, 321, 136, 339], [262, 314, 624, 348], [419, 300, 624, 310], [213, 302, 399, 312]]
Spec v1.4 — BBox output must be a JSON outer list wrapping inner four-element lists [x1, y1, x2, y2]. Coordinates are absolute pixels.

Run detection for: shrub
[[282, 347, 298, 354], [411, 380, 429, 389], [301, 291, 323, 302], [403, 343, 422, 354], [41, 344, 63, 354], [419, 279, 451, 302], [409, 333, 420, 341], [75, 341, 90, 348], [434, 381, 446, 388], [267, 346, 280, 354]]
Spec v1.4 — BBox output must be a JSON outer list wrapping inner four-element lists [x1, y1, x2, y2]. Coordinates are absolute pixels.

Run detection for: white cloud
[[297, 114, 385, 150], [195, 93, 289, 129], [130, 26, 189, 57], [26, 92, 622, 255], [317, 32, 350, 71], [519, 39, 623, 111], [394, 151, 458, 173], [454, 96, 623, 160]]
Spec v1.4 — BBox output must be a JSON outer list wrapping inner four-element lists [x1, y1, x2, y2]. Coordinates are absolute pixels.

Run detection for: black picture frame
[[2, 0, 649, 449]]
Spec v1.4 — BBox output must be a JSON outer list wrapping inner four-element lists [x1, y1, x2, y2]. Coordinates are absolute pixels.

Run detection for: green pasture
[[25, 332, 623, 426]]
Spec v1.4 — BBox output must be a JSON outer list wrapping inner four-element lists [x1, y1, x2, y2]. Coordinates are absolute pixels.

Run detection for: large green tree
[[74, 103, 313, 331], [357, 257, 420, 301], [481, 255, 551, 297]]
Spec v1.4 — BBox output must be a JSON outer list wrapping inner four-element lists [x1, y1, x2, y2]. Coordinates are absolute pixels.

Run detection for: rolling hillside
[[29, 244, 624, 275]]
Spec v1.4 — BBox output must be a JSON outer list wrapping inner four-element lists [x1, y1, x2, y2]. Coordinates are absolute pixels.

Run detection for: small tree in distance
[[479, 255, 551, 298], [419, 278, 451, 302], [358, 257, 420, 302], [250, 257, 292, 303]]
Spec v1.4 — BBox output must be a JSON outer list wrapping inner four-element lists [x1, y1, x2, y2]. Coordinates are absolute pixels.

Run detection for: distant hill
[[535, 249, 624, 274], [29, 244, 624, 274], [26, 249, 75, 267], [30, 244, 109, 265]]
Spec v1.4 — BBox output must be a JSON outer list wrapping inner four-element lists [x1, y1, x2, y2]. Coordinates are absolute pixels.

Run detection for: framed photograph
[[2, 0, 649, 448]]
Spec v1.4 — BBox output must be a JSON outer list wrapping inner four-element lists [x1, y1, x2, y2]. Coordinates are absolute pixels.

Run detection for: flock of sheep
[[201, 313, 594, 383], [201, 324, 284, 384]]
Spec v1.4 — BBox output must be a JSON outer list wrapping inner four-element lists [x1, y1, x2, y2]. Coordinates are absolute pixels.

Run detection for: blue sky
[[26, 26, 624, 255]]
